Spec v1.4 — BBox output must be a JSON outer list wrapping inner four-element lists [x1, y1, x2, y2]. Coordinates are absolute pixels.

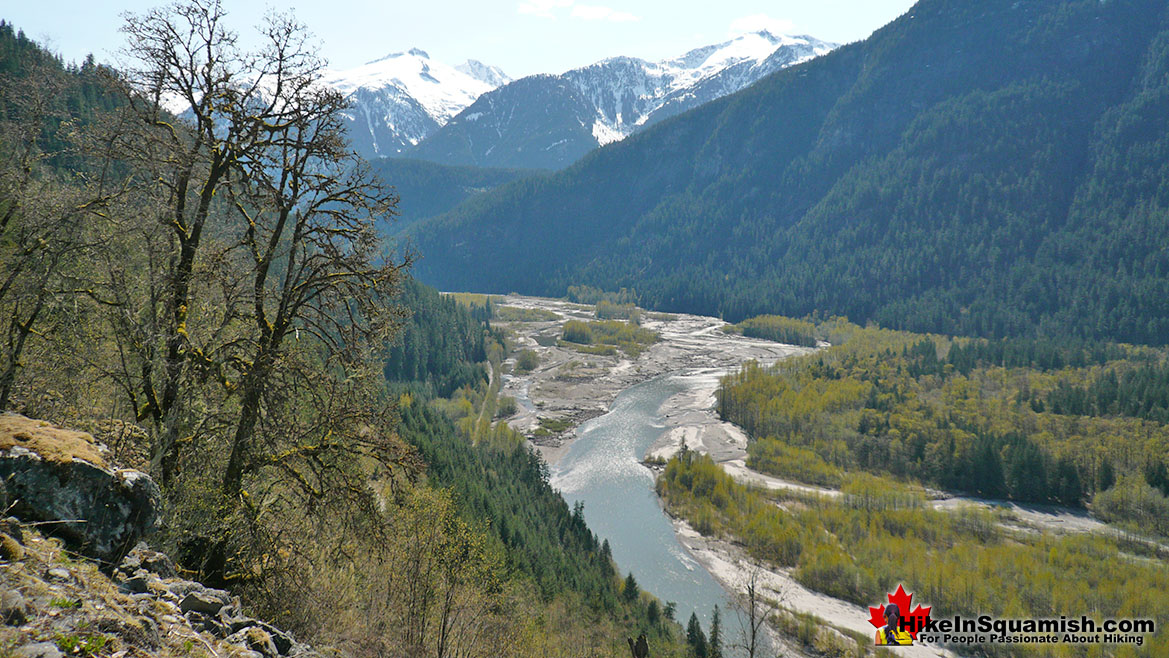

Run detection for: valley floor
[[492, 295, 807, 464], [487, 294, 1155, 657]]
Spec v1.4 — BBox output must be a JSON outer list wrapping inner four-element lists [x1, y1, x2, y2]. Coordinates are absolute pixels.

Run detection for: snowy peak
[[562, 31, 838, 144], [457, 60, 513, 88], [324, 49, 499, 122], [323, 50, 509, 158], [660, 31, 833, 95]]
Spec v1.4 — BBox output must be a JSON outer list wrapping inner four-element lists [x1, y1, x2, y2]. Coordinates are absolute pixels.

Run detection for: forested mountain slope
[[410, 0, 1169, 345], [369, 158, 538, 233]]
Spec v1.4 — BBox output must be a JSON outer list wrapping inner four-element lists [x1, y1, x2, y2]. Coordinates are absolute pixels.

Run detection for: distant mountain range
[[407, 0, 1169, 346], [328, 32, 836, 169], [404, 31, 836, 170]]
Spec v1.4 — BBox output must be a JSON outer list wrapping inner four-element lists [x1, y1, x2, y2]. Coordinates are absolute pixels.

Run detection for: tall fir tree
[[709, 605, 723, 658], [686, 612, 708, 658]]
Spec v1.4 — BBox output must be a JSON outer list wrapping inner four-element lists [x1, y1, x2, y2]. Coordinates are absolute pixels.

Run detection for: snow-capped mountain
[[323, 49, 511, 158], [406, 31, 836, 170], [455, 60, 511, 88]]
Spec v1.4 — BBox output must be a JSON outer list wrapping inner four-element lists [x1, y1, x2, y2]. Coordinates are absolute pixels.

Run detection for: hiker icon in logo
[[869, 584, 931, 646], [876, 603, 914, 645]]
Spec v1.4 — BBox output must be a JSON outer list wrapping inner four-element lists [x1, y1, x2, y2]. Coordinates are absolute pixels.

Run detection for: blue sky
[[5, 0, 917, 78]]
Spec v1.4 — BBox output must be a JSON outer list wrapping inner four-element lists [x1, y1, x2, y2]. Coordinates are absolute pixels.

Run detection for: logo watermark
[[869, 585, 1155, 648]]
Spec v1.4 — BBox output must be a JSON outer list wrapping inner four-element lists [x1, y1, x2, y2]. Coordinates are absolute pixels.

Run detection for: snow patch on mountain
[[592, 119, 624, 146], [457, 60, 512, 88]]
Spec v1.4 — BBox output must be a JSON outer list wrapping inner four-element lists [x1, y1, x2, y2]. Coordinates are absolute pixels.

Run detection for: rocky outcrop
[[0, 414, 324, 658], [110, 544, 317, 657], [1, 524, 326, 658], [0, 414, 160, 565]]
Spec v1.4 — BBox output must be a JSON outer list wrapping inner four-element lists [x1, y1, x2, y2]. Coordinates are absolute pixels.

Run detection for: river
[[550, 372, 762, 656]]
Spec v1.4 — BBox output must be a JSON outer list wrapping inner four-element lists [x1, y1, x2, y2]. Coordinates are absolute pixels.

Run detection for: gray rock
[[46, 567, 71, 582], [166, 580, 202, 599], [117, 552, 140, 572], [226, 619, 296, 655], [185, 610, 227, 636], [120, 543, 177, 579], [180, 590, 229, 616], [252, 620, 294, 655], [117, 567, 150, 594], [15, 643, 63, 658], [1, 589, 29, 625], [0, 415, 161, 564], [217, 599, 242, 622], [141, 554, 175, 578], [227, 628, 279, 658], [229, 617, 260, 634]]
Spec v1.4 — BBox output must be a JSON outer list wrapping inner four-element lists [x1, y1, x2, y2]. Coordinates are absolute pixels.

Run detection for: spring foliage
[[719, 319, 1169, 517], [659, 451, 1169, 657]]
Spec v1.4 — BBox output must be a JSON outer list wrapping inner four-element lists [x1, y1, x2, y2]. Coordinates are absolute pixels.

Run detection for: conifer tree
[[687, 611, 708, 658], [709, 604, 723, 658]]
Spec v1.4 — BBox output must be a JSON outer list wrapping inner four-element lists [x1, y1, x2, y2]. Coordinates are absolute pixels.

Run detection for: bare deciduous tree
[[93, 0, 416, 586], [0, 62, 117, 411], [733, 569, 783, 658], [104, 0, 409, 493]]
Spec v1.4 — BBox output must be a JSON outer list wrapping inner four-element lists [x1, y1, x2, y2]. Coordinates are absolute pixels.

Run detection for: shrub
[[515, 349, 540, 373], [596, 300, 641, 323], [1093, 476, 1169, 537], [496, 396, 518, 418]]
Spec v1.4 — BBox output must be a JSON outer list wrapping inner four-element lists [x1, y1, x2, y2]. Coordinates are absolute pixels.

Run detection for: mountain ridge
[[407, 0, 1169, 346], [324, 49, 512, 158], [404, 30, 837, 169]]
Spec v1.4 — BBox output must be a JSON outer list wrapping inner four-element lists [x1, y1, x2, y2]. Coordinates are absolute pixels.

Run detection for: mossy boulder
[[0, 414, 160, 564]]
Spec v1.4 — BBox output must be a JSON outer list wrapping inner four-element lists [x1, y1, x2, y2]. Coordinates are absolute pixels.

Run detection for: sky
[[4, 0, 918, 78]]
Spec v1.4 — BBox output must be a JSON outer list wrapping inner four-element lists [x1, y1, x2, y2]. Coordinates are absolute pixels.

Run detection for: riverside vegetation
[[657, 316, 1169, 656], [0, 9, 692, 657]]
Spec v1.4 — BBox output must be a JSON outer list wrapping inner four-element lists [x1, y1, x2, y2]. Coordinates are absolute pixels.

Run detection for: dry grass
[[0, 414, 106, 467], [0, 525, 263, 658]]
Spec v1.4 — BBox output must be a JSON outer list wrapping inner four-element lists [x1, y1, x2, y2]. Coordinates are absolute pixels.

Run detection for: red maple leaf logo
[[868, 584, 932, 640]]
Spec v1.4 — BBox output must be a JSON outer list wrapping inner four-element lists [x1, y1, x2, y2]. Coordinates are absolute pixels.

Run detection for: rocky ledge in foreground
[[0, 413, 325, 658], [0, 414, 160, 565], [1, 526, 326, 658]]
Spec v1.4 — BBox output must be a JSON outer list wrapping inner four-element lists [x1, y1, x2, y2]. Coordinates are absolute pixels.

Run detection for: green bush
[[1093, 476, 1169, 537], [495, 396, 518, 418], [515, 349, 540, 373], [596, 300, 641, 323], [747, 438, 844, 488], [496, 306, 560, 322]]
